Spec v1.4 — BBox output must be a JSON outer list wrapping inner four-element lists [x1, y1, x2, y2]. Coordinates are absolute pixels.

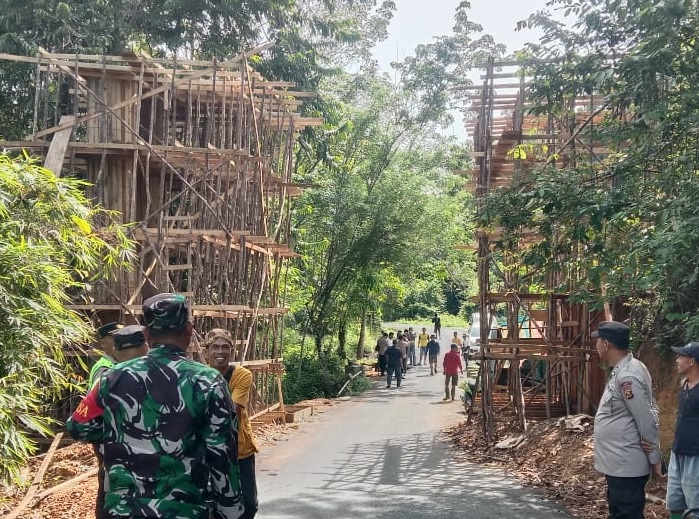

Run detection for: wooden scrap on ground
[[6, 433, 64, 519]]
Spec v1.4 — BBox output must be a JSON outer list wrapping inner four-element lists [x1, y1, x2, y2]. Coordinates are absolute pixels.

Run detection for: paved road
[[256, 324, 571, 518]]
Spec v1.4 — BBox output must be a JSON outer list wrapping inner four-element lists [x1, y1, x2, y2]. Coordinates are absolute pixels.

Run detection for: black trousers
[[605, 474, 648, 519], [239, 454, 258, 519], [377, 354, 387, 374]]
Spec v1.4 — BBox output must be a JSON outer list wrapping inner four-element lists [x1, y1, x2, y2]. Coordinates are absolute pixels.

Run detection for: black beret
[[142, 293, 189, 330], [591, 321, 630, 349], [112, 325, 147, 350], [97, 322, 123, 339]]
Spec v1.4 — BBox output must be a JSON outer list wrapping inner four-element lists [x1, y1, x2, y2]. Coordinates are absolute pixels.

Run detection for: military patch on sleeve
[[620, 380, 634, 399], [71, 384, 104, 423]]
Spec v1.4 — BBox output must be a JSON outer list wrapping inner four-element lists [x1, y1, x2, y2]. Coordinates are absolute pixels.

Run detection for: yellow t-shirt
[[228, 366, 260, 459], [453, 336, 463, 347], [417, 333, 429, 347]]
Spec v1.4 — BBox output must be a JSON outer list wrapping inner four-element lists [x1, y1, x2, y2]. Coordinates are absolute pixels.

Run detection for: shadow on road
[[260, 430, 569, 519]]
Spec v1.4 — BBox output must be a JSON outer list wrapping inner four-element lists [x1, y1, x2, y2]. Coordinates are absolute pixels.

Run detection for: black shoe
[[386, 385, 391, 388]]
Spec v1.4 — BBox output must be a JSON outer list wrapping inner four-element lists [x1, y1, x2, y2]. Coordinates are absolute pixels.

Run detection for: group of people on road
[[376, 325, 465, 401], [67, 293, 259, 519], [592, 320, 699, 519]]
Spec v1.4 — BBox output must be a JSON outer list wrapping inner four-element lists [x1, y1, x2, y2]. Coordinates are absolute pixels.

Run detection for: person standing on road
[[407, 327, 417, 367], [386, 339, 403, 388], [206, 328, 260, 519], [443, 343, 463, 401], [397, 332, 409, 376], [592, 321, 662, 519], [67, 293, 242, 519], [375, 332, 390, 376], [432, 313, 442, 339], [417, 327, 430, 366], [426, 335, 440, 375], [665, 342, 699, 519]]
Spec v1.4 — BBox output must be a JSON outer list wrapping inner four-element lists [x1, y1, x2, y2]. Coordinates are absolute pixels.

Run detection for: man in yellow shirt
[[417, 327, 430, 366], [206, 328, 259, 519]]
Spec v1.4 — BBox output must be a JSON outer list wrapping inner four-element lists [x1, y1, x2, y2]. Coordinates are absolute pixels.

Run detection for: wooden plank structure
[[0, 49, 318, 418], [465, 58, 609, 442]]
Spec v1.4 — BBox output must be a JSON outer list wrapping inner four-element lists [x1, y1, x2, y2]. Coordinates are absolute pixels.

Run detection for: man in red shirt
[[443, 343, 463, 401]]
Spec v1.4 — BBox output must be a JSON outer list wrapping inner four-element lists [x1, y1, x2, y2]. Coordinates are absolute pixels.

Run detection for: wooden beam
[[42, 116, 75, 175], [33, 467, 98, 503]]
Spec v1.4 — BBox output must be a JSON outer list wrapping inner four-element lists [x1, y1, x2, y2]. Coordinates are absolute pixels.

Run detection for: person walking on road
[[67, 293, 242, 519], [665, 342, 699, 519], [375, 332, 390, 376], [386, 340, 403, 388], [206, 328, 260, 519], [443, 343, 463, 401], [417, 327, 430, 366], [426, 335, 440, 375], [592, 321, 662, 519], [432, 313, 442, 339]]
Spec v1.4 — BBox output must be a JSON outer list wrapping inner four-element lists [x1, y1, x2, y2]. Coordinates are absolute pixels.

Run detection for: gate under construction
[[0, 48, 319, 418], [464, 58, 609, 441]]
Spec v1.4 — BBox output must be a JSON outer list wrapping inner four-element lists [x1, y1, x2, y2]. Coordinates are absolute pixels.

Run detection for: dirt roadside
[[0, 385, 675, 519], [446, 414, 669, 519], [0, 398, 337, 519]]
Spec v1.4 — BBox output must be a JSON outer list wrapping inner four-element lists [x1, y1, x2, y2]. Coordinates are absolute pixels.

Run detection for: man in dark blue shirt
[[426, 335, 440, 376], [666, 342, 699, 519]]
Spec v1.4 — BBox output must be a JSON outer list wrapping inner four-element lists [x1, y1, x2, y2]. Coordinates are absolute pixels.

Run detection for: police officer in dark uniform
[[593, 321, 663, 519]]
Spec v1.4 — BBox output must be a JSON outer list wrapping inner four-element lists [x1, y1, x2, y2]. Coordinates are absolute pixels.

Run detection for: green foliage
[[0, 153, 133, 483], [484, 0, 699, 348], [395, 1, 506, 127], [282, 344, 370, 403]]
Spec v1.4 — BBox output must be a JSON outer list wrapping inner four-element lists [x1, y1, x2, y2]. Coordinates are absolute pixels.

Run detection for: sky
[[372, 0, 557, 139]]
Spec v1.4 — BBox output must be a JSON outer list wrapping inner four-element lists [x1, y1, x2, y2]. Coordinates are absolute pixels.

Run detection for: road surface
[[256, 324, 571, 518]]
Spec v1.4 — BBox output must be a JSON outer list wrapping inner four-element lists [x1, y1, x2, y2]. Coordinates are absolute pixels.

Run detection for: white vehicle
[[466, 312, 499, 353]]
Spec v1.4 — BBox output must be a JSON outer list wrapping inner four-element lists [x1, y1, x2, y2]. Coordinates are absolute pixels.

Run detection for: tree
[[481, 0, 699, 347], [0, 153, 132, 483]]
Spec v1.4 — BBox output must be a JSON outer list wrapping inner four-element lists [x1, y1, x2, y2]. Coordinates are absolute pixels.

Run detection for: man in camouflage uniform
[[67, 293, 241, 519]]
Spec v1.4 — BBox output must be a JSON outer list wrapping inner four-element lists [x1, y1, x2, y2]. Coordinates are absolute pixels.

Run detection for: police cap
[[97, 322, 123, 339], [112, 325, 147, 350], [591, 321, 630, 349]]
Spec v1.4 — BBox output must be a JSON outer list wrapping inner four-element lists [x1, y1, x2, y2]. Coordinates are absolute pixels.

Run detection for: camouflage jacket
[[67, 344, 241, 518]]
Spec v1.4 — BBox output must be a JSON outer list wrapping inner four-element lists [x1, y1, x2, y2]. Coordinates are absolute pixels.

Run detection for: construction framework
[[464, 58, 609, 441], [1, 48, 320, 418]]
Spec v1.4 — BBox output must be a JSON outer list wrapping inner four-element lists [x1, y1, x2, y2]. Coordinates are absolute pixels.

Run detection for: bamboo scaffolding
[[469, 58, 607, 440], [0, 49, 313, 419]]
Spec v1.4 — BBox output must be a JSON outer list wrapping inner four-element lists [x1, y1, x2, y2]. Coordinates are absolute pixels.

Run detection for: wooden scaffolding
[[0, 49, 320, 417], [464, 58, 608, 441]]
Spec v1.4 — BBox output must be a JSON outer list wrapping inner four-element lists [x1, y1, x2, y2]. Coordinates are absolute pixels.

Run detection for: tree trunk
[[337, 320, 347, 359], [356, 305, 368, 359], [314, 334, 323, 358]]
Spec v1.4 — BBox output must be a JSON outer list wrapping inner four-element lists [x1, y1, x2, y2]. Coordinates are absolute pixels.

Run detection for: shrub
[[0, 153, 132, 483]]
